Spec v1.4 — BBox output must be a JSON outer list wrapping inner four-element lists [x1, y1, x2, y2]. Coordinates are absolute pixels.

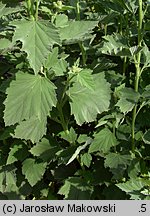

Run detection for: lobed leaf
[[22, 158, 47, 187], [59, 20, 98, 44], [12, 20, 60, 74], [100, 34, 130, 56], [143, 130, 150, 145], [104, 153, 131, 169], [89, 128, 118, 153], [116, 178, 146, 193], [29, 138, 60, 161], [116, 87, 140, 114], [67, 72, 111, 125], [14, 117, 47, 144], [4, 72, 57, 126], [81, 153, 92, 168]]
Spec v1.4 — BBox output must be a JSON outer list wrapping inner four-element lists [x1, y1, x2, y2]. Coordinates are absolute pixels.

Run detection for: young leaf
[[12, 20, 60, 74], [45, 47, 67, 76], [4, 72, 57, 126], [44, 47, 59, 69], [67, 72, 111, 125], [59, 127, 77, 144], [81, 153, 92, 168], [22, 158, 47, 187], [89, 128, 118, 153]]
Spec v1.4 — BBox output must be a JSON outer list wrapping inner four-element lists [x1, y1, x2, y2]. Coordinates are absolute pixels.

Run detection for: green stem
[[113, 120, 117, 152], [26, 0, 35, 20], [131, 68, 140, 151], [78, 42, 87, 66], [123, 56, 127, 77], [138, 0, 143, 46], [119, 15, 122, 35], [56, 75, 76, 134], [131, 0, 143, 152], [76, 0, 87, 66], [35, 0, 39, 21], [60, 74, 75, 105], [57, 102, 69, 134], [76, 0, 80, 21]]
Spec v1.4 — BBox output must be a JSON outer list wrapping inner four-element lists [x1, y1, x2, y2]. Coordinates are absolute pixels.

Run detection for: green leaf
[[30, 138, 60, 161], [100, 34, 130, 56], [52, 59, 67, 76], [76, 69, 95, 90], [30, 138, 52, 156], [58, 180, 70, 199], [104, 153, 131, 169], [0, 126, 15, 140], [116, 87, 140, 114], [77, 134, 89, 144], [60, 20, 98, 44], [55, 14, 68, 28], [0, 38, 12, 51], [22, 159, 47, 187], [81, 153, 92, 168], [4, 72, 57, 126], [14, 117, 47, 143], [143, 130, 150, 144], [67, 72, 111, 125], [12, 20, 60, 74], [7, 143, 29, 165], [0, 2, 21, 18], [58, 177, 92, 199], [45, 47, 67, 76], [66, 138, 92, 165], [116, 178, 146, 193], [141, 45, 150, 68], [45, 47, 58, 69], [59, 127, 77, 144], [89, 128, 118, 153], [0, 165, 20, 199]]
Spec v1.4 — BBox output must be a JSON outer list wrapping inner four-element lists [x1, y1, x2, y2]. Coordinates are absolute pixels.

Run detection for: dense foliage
[[0, 0, 150, 200]]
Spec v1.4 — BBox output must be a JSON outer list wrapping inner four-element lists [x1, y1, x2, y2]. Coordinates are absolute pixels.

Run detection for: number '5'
[[141, 204, 146, 212]]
